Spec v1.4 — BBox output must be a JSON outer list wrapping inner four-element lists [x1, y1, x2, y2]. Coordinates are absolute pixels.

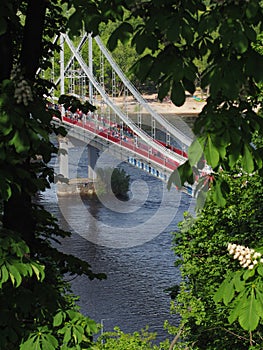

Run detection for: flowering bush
[[171, 171, 263, 349], [214, 243, 263, 335]]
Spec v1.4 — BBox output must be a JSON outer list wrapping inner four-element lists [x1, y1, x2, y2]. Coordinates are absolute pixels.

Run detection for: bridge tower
[[57, 135, 99, 196]]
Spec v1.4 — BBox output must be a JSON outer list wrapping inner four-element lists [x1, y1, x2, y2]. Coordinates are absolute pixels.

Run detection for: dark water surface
[[40, 136, 196, 342]]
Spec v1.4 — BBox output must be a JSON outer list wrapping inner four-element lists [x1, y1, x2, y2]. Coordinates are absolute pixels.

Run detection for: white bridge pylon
[[53, 33, 200, 180], [93, 35, 192, 148], [59, 33, 192, 147]]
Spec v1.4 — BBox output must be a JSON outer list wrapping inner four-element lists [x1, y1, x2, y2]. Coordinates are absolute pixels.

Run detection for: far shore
[[142, 93, 206, 116], [104, 92, 206, 130], [111, 92, 206, 117]]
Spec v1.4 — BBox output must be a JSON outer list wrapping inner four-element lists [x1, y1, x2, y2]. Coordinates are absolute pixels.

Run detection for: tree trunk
[[3, 0, 48, 247], [20, 0, 48, 80]]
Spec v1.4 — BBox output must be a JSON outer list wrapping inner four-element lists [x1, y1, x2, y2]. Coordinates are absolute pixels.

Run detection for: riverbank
[[140, 93, 206, 116], [112, 92, 206, 117]]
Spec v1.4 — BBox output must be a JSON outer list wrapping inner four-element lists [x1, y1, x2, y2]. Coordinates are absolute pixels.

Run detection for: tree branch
[[169, 324, 185, 350]]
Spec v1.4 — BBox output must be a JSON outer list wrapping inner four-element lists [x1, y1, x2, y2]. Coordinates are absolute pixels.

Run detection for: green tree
[[169, 171, 263, 349], [96, 167, 130, 198], [71, 0, 263, 203], [0, 1, 106, 349], [91, 326, 165, 350]]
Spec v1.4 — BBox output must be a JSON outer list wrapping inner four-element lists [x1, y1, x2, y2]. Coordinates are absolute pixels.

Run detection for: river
[[40, 122, 196, 343]]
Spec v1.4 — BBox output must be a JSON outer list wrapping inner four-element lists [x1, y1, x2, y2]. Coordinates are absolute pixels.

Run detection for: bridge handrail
[[94, 35, 193, 147], [62, 33, 187, 165], [54, 116, 180, 171]]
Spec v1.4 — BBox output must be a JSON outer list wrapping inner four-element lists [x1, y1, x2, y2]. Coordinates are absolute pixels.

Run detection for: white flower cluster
[[14, 79, 33, 106], [12, 66, 33, 106], [228, 243, 263, 270]]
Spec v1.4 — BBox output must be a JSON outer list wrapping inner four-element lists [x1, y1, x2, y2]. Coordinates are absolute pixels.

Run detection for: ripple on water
[[40, 154, 194, 342]]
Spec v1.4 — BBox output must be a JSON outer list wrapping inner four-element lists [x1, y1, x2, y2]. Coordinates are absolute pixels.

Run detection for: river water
[[40, 121, 196, 343]]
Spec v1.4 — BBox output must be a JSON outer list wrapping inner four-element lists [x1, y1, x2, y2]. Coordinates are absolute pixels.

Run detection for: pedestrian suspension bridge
[[48, 33, 197, 195]]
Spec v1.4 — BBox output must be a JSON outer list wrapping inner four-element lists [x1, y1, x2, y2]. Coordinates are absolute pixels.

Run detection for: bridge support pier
[[57, 136, 99, 196], [58, 136, 69, 180], [87, 145, 98, 180]]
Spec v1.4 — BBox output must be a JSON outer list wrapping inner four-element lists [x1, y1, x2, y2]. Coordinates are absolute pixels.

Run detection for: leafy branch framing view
[[0, 0, 262, 349]]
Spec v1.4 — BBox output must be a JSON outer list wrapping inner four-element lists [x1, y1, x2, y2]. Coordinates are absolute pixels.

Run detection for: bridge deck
[[61, 115, 187, 172]]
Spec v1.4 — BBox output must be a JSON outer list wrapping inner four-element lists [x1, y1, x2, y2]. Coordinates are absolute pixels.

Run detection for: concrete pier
[[56, 178, 96, 197], [57, 136, 99, 197]]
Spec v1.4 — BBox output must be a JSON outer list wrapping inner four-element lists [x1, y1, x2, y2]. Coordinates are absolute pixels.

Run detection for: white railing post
[[88, 33, 93, 104], [60, 34, 65, 95]]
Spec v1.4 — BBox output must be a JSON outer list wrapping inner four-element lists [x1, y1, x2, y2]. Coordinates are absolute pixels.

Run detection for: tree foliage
[[58, 94, 97, 113], [170, 171, 263, 349], [69, 0, 263, 203], [0, 1, 106, 348], [91, 326, 164, 350], [95, 167, 130, 198]]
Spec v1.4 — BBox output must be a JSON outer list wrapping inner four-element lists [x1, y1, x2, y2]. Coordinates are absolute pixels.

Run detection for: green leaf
[[243, 23, 257, 42], [31, 262, 45, 282], [181, 20, 194, 44], [133, 31, 151, 54], [131, 54, 153, 82], [195, 189, 208, 212], [42, 334, 58, 350], [72, 324, 84, 344], [242, 144, 254, 173], [212, 180, 226, 207], [158, 78, 171, 101], [205, 135, 219, 168], [63, 327, 72, 344], [223, 278, 235, 305], [245, 51, 263, 82], [177, 160, 194, 185], [214, 274, 235, 305], [257, 265, 263, 277], [11, 242, 29, 258], [66, 309, 79, 320], [233, 271, 245, 292], [53, 311, 64, 327], [0, 175, 12, 201], [228, 291, 247, 324], [255, 288, 263, 318], [20, 336, 37, 350], [188, 138, 204, 166], [0, 264, 9, 284], [171, 81, 185, 107], [245, 1, 259, 19], [182, 77, 196, 95], [107, 22, 133, 51], [6, 262, 22, 287], [214, 278, 228, 303], [238, 289, 259, 331], [67, 12, 83, 37], [243, 268, 255, 281], [233, 31, 248, 54], [167, 169, 182, 190], [9, 129, 30, 153]]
